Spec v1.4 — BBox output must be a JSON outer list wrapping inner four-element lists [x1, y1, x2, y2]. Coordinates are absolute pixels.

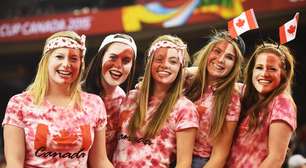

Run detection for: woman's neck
[[101, 79, 117, 97], [46, 84, 72, 106], [152, 83, 169, 100]]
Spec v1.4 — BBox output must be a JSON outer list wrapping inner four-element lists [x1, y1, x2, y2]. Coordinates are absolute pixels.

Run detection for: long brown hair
[[185, 30, 244, 138], [128, 35, 189, 139], [240, 42, 296, 131]]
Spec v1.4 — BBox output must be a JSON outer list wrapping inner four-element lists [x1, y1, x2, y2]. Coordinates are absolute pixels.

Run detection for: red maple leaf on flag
[[236, 19, 245, 28], [287, 25, 296, 35]]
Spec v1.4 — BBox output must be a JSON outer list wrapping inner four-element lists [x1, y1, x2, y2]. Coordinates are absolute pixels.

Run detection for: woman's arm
[[204, 121, 237, 168], [3, 125, 25, 168], [88, 127, 114, 168], [259, 122, 293, 168], [176, 128, 197, 168]]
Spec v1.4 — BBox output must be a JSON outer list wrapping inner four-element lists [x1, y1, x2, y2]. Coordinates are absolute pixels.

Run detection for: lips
[[157, 70, 171, 77], [212, 62, 225, 71], [257, 79, 272, 85], [109, 70, 122, 79], [57, 70, 72, 78]]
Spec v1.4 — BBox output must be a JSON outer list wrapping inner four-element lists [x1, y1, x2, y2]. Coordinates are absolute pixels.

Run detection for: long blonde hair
[[26, 31, 85, 107], [241, 42, 296, 131], [186, 30, 244, 138], [128, 35, 189, 139]]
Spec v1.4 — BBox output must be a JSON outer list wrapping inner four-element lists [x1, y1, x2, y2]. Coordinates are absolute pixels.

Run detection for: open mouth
[[257, 79, 272, 85], [57, 70, 72, 78], [109, 70, 122, 79], [157, 70, 171, 77]]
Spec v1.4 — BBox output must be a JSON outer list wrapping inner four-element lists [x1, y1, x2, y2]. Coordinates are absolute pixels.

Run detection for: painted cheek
[[102, 61, 113, 76]]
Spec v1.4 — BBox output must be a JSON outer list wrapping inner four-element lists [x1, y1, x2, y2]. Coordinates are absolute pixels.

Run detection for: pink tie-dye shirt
[[193, 86, 241, 158], [102, 86, 126, 160], [113, 89, 199, 168], [2, 91, 107, 168], [226, 93, 296, 168]]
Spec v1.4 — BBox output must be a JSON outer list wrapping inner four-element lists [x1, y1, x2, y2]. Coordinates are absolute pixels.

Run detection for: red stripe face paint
[[252, 52, 282, 97], [101, 42, 134, 87]]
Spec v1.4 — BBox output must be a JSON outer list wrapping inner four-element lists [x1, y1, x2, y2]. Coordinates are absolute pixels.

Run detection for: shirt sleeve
[[270, 94, 297, 131], [226, 90, 241, 122], [94, 96, 107, 131], [175, 98, 199, 131], [2, 94, 25, 128]]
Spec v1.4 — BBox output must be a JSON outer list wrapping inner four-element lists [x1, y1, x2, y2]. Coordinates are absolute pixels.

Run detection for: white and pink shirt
[[113, 89, 199, 168], [193, 86, 241, 158], [2, 91, 107, 168], [102, 86, 126, 160], [226, 93, 296, 168]]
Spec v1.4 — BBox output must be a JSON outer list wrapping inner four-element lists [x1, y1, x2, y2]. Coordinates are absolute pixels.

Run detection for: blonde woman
[[2, 31, 113, 168], [226, 43, 296, 168], [185, 30, 244, 168], [113, 35, 199, 167]]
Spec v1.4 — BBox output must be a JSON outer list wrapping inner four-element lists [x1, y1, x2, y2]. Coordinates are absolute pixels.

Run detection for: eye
[[55, 55, 64, 59], [255, 65, 263, 70], [70, 56, 80, 62], [213, 48, 222, 54], [225, 54, 234, 61], [110, 55, 118, 61], [154, 55, 164, 63], [169, 58, 179, 64], [122, 57, 132, 65]]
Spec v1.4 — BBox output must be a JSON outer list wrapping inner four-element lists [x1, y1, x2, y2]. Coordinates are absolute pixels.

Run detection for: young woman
[[82, 33, 137, 160], [2, 31, 113, 168], [226, 43, 297, 168], [185, 30, 245, 168], [113, 35, 199, 168]]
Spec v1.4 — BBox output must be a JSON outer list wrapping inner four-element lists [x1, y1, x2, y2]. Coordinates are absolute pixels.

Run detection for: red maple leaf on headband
[[236, 19, 245, 28]]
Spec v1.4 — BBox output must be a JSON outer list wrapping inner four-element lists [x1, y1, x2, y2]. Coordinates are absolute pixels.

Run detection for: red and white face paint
[[101, 42, 134, 87], [207, 41, 236, 82], [48, 48, 82, 87], [151, 47, 181, 89], [252, 52, 282, 97]]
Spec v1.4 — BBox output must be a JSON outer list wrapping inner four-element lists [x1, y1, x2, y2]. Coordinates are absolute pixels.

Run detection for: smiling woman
[[113, 34, 199, 168], [82, 33, 137, 160], [2, 31, 113, 168]]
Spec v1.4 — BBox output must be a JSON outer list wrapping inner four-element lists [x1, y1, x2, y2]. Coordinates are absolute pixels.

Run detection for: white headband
[[98, 34, 137, 59], [43, 35, 86, 56], [148, 40, 187, 64]]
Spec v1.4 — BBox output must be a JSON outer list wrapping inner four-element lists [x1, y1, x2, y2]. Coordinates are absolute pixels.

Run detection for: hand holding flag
[[228, 9, 259, 39], [279, 12, 299, 44]]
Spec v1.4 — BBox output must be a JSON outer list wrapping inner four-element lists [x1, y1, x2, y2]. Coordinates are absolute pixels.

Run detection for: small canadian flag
[[228, 9, 259, 39], [279, 12, 299, 44]]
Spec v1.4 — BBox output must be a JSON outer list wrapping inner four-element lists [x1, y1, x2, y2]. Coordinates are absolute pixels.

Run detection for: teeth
[[57, 70, 71, 76], [109, 70, 122, 78], [157, 71, 171, 76], [258, 79, 271, 84]]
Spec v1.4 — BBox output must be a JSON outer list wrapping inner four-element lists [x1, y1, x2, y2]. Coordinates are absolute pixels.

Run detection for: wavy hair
[[185, 30, 244, 138], [240, 42, 296, 131]]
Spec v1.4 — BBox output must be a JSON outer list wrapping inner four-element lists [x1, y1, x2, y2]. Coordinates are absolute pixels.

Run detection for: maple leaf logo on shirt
[[236, 19, 245, 28], [53, 130, 78, 145], [287, 25, 296, 35]]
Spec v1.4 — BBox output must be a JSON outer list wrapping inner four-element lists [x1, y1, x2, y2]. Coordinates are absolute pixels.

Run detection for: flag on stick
[[228, 9, 259, 39], [279, 12, 299, 44]]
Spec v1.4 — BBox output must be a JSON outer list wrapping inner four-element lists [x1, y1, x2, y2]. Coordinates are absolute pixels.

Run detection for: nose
[[62, 57, 71, 68], [113, 58, 123, 68], [217, 54, 225, 63]]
